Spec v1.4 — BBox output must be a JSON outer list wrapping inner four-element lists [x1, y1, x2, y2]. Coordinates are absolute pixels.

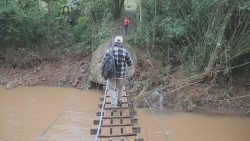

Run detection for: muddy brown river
[[0, 86, 250, 141]]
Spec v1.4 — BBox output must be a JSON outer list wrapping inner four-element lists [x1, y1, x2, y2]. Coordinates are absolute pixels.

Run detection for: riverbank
[[0, 54, 91, 89], [0, 52, 249, 116]]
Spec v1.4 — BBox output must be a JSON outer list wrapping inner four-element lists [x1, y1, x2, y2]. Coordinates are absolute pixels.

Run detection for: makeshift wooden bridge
[[91, 86, 143, 141]]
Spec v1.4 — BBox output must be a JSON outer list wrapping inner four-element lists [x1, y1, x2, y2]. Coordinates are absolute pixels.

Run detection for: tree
[[108, 0, 125, 19]]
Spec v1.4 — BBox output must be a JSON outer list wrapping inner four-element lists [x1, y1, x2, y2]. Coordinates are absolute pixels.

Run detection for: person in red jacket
[[123, 17, 130, 35]]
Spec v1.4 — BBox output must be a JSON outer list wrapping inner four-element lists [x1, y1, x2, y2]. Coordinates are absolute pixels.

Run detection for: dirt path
[[112, 11, 137, 37]]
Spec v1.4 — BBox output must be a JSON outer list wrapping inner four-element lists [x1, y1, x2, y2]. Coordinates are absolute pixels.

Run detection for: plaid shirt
[[103, 44, 133, 78]]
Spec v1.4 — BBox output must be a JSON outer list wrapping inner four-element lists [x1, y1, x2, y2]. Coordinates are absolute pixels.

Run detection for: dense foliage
[[1, 0, 249, 79], [133, 0, 250, 78], [0, 0, 112, 56], [0, 0, 46, 46]]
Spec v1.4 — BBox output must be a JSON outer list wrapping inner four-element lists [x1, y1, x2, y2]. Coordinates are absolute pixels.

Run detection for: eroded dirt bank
[[0, 54, 91, 89], [0, 51, 249, 116]]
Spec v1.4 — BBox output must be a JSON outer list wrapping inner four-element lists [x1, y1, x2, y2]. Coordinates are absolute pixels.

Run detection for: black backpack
[[101, 48, 116, 80]]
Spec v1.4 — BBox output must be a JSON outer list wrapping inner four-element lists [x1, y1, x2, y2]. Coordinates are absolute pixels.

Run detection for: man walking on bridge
[[103, 36, 133, 112]]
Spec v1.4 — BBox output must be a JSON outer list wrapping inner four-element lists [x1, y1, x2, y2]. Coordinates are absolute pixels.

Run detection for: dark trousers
[[124, 25, 128, 35]]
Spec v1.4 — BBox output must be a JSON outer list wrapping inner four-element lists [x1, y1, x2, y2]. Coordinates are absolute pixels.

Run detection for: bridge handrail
[[94, 80, 109, 141]]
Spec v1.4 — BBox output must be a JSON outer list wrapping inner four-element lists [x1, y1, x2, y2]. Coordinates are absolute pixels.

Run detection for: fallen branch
[[205, 94, 250, 102], [163, 81, 202, 96]]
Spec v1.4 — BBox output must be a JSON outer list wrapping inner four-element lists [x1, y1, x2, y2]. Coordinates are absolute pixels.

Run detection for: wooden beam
[[100, 97, 104, 101], [103, 101, 129, 104], [101, 124, 133, 127], [93, 119, 100, 125], [102, 116, 133, 119], [98, 133, 137, 138], [99, 104, 102, 108], [90, 128, 98, 135], [132, 127, 141, 133], [130, 110, 137, 116], [96, 112, 103, 116], [135, 138, 144, 141], [131, 118, 138, 124]]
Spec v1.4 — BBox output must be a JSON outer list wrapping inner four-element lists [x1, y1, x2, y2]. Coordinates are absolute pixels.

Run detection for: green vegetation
[[0, 0, 249, 83], [132, 0, 250, 81], [0, 0, 114, 64], [1, 0, 250, 112], [124, 0, 137, 12]]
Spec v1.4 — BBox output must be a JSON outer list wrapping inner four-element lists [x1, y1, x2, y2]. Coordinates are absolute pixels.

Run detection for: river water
[[0, 86, 250, 141]]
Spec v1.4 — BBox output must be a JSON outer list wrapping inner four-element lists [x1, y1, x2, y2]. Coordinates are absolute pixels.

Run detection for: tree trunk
[[205, 7, 234, 75], [152, 0, 157, 50], [111, 0, 125, 19], [190, 7, 234, 82], [139, 0, 142, 38]]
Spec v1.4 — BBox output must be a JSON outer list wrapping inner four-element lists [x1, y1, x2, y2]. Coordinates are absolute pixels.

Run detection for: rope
[[94, 80, 109, 141]]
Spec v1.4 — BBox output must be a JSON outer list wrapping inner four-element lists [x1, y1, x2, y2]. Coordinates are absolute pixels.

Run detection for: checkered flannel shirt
[[103, 44, 133, 78]]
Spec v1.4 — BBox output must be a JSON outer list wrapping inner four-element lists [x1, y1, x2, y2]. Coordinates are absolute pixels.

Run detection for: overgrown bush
[[0, 0, 46, 46], [0, 0, 114, 64], [133, 0, 250, 79]]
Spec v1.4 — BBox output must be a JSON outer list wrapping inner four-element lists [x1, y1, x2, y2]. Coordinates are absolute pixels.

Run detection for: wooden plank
[[100, 103, 129, 109], [106, 95, 128, 98], [102, 119, 110, 125], [96, 119, 134, 127], [101, 118, 133, 127], [113, 110, 121, 117], [90, 128, 97, 135], [112, 127, 121, 136], [102, 124, 133, 127], [105, 97, 128, 103], [94, 119, 100, 125], [124, 126, 133, 134], [101, 115, 133, 119], [99, 127, 136, 138], [98, 132, 137, 137], [132, 127, 141, 133], [93, 89, 143, 141], [100, 96, 128, 102], [131, 118, 138, 124], [99, 136, 136, 141], [135, 138, 144, 141], [122, 109, 131, 116], [113, 118, 121, 125], [123, 119, 132, 125], [103, 109, 130, 117], [106, 90, 127, 97], [97, 112, 103, 116], [99, 127, 109, 136], [105, 101, 129, 104], [104, 110, 112, 117], [100, 126, 135, 136]]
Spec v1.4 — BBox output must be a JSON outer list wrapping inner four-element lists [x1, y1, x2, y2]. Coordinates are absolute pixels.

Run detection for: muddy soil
[[0, 51, 250, 116], [0, 54, 91, 89]]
